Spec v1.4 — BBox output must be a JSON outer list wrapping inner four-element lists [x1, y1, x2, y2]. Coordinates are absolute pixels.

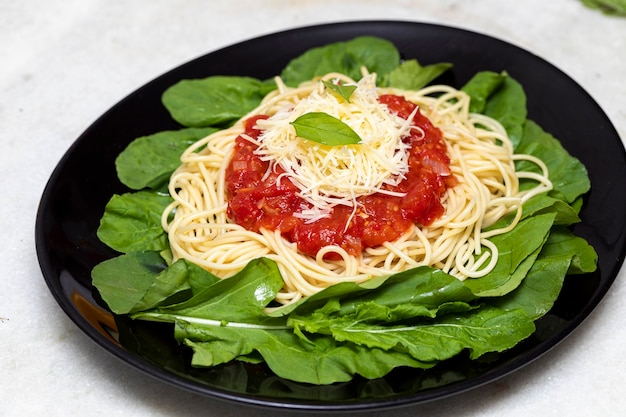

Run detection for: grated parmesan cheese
[[254, 73, 415, 223]]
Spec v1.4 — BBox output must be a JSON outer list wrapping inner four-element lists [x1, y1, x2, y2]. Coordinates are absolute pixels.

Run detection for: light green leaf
[[290, 112, 361, 146], [322, 80, 357, 102]]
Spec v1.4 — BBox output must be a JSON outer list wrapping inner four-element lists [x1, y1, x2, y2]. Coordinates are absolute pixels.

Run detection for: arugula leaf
[[92, 251, 169, 314], [322, 80, 357, 102], [116, 127, 217, 190], [92, 253, 220, 314], [329, 267, 476, 318], [484, 76, 528, 146], [178, 323, 431, 384], [461, 71, 507, 114], [492, 255, 570, 321], [462, 72, 527, 147], [462, 72, 527, 146], [290, 306, 535, 362], [162, 76, 276, 127], [538, 227, 598, 275], [463, 214, 556, 297], [491, 227, 597, 319], [290, 112, 362, 145], [385, 59, 453, 90], [150, 258, 532, 383], [269, 266, 477, 321], [97, 191, 173, 253], [463, 73, 591, 205], [280, 36, 400, 87], [519, 194, 581, 226], [516, 120, 591, 203], [134, 258, 285, 324]]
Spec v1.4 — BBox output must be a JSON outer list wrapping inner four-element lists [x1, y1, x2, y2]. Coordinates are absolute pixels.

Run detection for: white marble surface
[[1, 0, 625, 416]]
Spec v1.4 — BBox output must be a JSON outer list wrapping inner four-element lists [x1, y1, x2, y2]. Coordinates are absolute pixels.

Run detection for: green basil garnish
[[290, 112, 361, 146], [322, 80, 357, 102]]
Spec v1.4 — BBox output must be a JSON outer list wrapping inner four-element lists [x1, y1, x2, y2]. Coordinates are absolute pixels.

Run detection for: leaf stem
[[133, 311, 291, 330]]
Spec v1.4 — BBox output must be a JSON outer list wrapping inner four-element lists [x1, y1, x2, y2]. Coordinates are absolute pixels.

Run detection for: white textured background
[[1, 1, 625, 416]]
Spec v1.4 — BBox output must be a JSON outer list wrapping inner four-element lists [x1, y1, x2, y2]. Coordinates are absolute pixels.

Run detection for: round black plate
[[35, 21, 626, 412]]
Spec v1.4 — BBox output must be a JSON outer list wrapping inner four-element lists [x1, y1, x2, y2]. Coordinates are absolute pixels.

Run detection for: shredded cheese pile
[[253, 73, 416, 222]]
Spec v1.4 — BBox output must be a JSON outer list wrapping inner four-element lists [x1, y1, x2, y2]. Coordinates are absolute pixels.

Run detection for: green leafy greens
[[92, 36, 597, 385]]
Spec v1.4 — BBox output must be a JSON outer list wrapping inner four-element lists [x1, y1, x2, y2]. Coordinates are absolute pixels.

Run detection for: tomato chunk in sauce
[[225, 95, 457, 258]]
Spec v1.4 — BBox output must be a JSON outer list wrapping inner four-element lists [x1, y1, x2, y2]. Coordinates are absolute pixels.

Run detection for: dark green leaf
[[385, 59, 453, 90], [92, 253, 219, 315], [290, 112, 361, 146], [334, 267, 476, 319], [461, 71, 506, 114], [280, 36, 400, 87], [516, 120, 591, 203], [485, 76, 527, 146], [138, 258, 285, 324], [491, 227, 596, 320], [92, 251, 168, 314], [97, 191, 172, 253], [162, 76, 276, 127], [462, 72, 526, 145], [491, 255, 570, 320], [116, 127, 217, 190], [463, 214, 556, 297], [519, 194, 581, 226], [178, 323, 430, 384], [290, 306, 535, 362], [539, 227, 598, 275]]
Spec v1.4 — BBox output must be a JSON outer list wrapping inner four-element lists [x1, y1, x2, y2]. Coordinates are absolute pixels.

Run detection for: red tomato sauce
[[225, 95, 457, 258]]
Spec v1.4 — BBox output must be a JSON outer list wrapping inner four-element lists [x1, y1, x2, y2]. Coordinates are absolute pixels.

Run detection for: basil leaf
[[290, 112, 361, 146], [322, 80, 357, 102]]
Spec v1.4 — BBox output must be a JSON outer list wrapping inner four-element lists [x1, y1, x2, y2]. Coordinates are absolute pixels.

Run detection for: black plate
[[35, 21, 626, 412]]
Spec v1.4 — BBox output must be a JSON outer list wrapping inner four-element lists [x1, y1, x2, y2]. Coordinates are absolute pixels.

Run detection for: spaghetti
[[162, 71, 552, 305]]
